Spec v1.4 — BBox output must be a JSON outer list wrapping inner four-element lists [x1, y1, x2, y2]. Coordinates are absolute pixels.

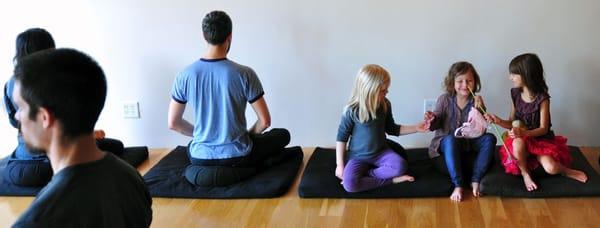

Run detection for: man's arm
[[248, 97, 271, 134], [167, 99, 193, 137]]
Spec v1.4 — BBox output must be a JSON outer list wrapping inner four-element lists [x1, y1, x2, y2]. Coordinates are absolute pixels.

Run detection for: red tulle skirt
[[499, 135, 571, 175]]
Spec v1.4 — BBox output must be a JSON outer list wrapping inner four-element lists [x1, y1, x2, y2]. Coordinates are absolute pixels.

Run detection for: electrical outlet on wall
[[423, 99, 436, 113], [123, 102, 140, 119]]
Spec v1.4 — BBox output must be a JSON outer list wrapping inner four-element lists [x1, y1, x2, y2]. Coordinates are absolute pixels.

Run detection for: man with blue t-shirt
[[168, 10, 290, 186]]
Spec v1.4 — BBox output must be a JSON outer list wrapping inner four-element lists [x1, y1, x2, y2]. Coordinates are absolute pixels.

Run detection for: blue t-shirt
[[336, 99, 401, 160], [171, 58, 264, 159]]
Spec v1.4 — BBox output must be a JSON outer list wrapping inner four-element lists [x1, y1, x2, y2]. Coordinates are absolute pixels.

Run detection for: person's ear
[[38, 107, 55, 129]]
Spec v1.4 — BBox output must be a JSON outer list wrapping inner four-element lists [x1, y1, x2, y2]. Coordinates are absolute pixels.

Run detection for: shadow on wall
[[136, 55, 193, 147], [98, 53, 191, 149], [555, 58, 600, 146]]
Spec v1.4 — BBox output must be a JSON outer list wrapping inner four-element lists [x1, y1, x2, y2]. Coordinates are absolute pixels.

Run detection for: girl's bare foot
[[471, 182, 481, 197], [563, 168, 588, 183], [522, 173, 538, 191], [450, 187, 463, 202], [392, 175, 415, 183]]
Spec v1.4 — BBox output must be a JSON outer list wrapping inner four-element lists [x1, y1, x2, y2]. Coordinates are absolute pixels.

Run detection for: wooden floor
[[1, 147, 599, 227]]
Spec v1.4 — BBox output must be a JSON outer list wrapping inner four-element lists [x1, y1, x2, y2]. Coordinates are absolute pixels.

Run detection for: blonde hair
[[347, 64, 390, 123]]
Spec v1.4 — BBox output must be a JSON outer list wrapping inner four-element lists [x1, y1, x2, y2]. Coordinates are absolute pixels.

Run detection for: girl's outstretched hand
[[484, 113, 498, 124], [335, 164, 344, 180], [416, 121, 430, 133], [424, 111, 435, 122], [423, 111, 435, 130]]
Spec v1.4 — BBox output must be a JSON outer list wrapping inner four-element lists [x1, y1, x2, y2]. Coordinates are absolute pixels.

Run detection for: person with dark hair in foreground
[[168, 11, 291, 187], [11, 48, 152, 227], [4, 28, 125, 187]]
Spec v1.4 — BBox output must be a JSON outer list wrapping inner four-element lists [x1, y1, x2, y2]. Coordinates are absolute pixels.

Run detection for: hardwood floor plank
[[337, 199, 367, 227], [407, 198, 438, 227], [457, 196, 486, 228], [478, 197, 510, 227]]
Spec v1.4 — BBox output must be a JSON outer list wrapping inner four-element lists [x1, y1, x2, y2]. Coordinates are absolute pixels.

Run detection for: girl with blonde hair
[[335, 64, 428, 193]]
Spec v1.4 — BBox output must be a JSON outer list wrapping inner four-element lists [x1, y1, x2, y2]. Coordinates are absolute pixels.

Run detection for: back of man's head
[[202, 10, 232, 45], [14, 48, 107, 138]]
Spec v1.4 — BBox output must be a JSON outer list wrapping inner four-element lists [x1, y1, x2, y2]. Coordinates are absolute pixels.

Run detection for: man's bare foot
[[563, 168, 588, 183], [471, 182, 481, 197], [392, 175, 415, 183], [522, 173, 538, 191], [450, 187, 463, 202]]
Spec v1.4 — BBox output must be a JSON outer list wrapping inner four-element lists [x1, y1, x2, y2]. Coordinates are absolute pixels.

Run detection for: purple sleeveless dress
[[499, 88, 571, 175]]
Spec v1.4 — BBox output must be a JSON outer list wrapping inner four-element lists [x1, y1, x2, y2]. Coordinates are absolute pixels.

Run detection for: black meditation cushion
[[0, 146, 149, 196], [143, 146, 303, 199], [298, 147, 453, 198], [480, 146, 600, 197]]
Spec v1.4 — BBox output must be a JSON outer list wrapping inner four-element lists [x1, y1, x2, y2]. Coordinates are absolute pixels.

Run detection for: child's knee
[[481, 133, 497, 145], [342, 179, 360, 193], [442, 135, 457, 145], [512, 138, 525, 151], [541, 160, 561, 175]]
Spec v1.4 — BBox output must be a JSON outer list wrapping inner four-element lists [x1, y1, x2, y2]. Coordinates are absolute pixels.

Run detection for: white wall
[[1, 0, 599, 156]]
